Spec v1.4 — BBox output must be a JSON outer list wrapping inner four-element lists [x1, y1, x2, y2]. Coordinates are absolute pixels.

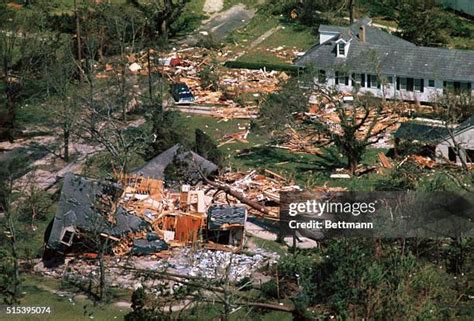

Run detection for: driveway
[[182, 4, 256, 45]]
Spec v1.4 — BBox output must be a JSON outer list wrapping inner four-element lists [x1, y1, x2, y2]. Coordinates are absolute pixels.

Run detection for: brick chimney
[[359, 25, 366, 42]]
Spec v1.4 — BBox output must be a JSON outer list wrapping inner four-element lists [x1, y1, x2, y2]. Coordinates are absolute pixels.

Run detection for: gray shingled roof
[[455, 115, 474, 134], [207, 205, 247, 230], [47, 173, 150, 252], [298, 21, 474, 82], [394, 122, 449, 143], [133, 144, 218, 180]]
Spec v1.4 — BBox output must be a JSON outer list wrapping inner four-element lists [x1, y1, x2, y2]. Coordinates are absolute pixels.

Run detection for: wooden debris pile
[[265, 46, 305, 64], [96, 47, 286, 119], [209, 169, 302, 219], [276, 100, 409, 154], [112, 174, 212, 255], [272, 125, 325, 154]]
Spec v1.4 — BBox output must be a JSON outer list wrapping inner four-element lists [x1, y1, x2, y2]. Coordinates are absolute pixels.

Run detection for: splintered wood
[[95, 47, 284, 119], [277, 98, 409, 155], [209, 170, 301, 219], [111, 175, 207, 255]]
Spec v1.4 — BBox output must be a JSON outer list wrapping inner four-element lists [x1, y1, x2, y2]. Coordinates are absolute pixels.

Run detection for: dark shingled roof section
[[298, 21, 474, 82], [393, 122, 449, 143], [455, 115, 474, 134], [47, 173, 149, 252], [207, 205, 247, 230], [133, 144, 218, 180], [131, 238, 168, 255]]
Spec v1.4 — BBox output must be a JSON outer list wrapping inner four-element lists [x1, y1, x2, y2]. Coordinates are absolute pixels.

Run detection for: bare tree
[[316, 90, 391, 173], [45, 42, 82, 162]]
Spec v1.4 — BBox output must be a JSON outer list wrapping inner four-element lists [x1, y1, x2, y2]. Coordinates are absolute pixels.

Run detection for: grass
[[228, 11, 317, 65], [249, 236, 287, 257], [228, 14, 280, 45], [8, 275, 130, 321], [182, 116, 388, 190], [174, 0, 208, 36], [223, 0, 264, 10]]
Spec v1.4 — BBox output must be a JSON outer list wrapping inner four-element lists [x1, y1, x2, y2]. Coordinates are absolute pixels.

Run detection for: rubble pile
[[265, 46, 305, 64], [37, 245, 279, 289], [212, 169, 302, 218], [96, 47, 286, 119], [156, 247, 278, 281], [276, 98, 410, 154]]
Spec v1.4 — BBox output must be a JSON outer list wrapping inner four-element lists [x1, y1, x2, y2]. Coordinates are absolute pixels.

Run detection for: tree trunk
[[147, 48, 153, 102], [349, 0, 355, 24], [74, 0, 83, 83], [348, 153, 358, 174], [121, 63, 127, 121], [63, 127, 70, 162], [98, 251, 105, 301], [7, 211, 20, 303], [3, 56, 16, 143], [161, 19, 168, 43]]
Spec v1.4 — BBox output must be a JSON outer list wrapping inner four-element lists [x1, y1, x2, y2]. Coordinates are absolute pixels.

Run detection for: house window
[[60, 229, 75, 246], [414, 79, 424, 92], [318, 69, 326, 83], [428, 80, 435, 87], [386, 76, 393, 85], [466, 149, 474, 163], [460, 82, 471, 92], [369, 75, 379, 88], [352, 73, 363, 86], [335, 71, 349, 86], [338, 43, 345, 56], [399, 77, 407, 90], [448, 147, 457, 162], [444, 81, 471, 94]]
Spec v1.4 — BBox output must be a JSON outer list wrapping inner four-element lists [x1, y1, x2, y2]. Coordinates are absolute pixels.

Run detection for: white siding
[[315, 74, 474, 103], [320, 31, 340, 44], [436, 128, 474, 164]]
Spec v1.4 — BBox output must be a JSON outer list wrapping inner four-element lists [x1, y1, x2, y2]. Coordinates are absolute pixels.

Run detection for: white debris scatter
[[156, 248, 279, 281]]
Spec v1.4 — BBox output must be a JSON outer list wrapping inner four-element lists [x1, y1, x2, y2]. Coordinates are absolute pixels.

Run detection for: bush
[[260, 280, 279, 299], [196, 33, 222, 50]]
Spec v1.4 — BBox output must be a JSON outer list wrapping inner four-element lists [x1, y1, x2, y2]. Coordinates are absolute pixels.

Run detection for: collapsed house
[[394, 116, 474, 165], [45, 172, 247, 257]]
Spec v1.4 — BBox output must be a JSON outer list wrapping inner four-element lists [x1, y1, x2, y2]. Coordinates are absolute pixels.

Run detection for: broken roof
[[297, 20, 474, 82], [133, 144, 218, 180], [47, 173, 150, 252], [394, 122, 449, 143], [207, 205, 247, 230], [455, 115, 474, 134]]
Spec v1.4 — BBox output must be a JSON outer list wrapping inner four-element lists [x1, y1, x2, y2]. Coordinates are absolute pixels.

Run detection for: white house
[[295, 19, 474, 103]]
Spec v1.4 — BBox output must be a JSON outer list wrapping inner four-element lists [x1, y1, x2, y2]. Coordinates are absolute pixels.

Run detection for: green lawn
[[8, 276, 130, 321], [228, 14, 280, 45], [223, 0, 264, 10], [229, 12, 317, 65], [249, 236, 287, 257], [182, 115, 388, 190]]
